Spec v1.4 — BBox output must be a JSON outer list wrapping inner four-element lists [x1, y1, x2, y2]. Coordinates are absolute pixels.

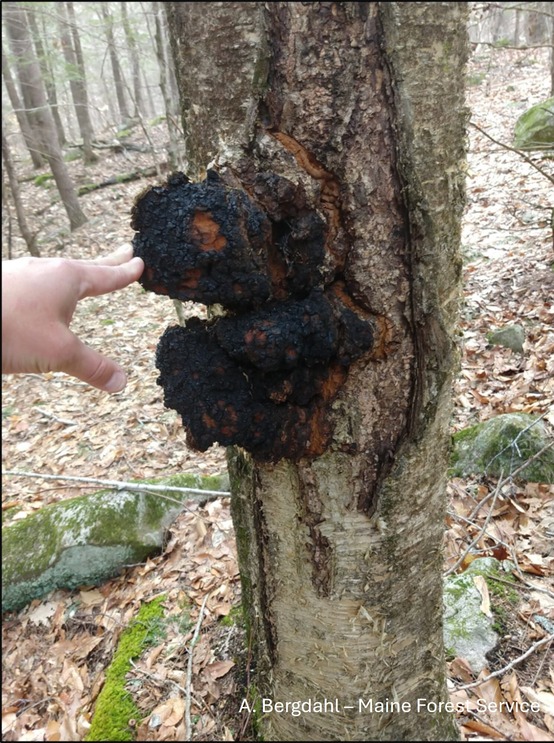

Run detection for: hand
[[2, 246, 144, 392]]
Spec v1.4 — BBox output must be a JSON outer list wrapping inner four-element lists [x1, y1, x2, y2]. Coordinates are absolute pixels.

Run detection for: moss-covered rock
[[513, 96, 554, 151], [86, 596, 166, 742], [2, 473, 229, 613], [451, 414, 554, 483], [443, 558, 515, 672]]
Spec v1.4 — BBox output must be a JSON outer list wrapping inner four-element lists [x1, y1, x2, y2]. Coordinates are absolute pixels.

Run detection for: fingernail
[[105, 370, 127, 393]]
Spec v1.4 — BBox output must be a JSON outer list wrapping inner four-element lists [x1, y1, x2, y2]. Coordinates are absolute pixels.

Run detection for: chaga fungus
[[132, 170, 378, 461]]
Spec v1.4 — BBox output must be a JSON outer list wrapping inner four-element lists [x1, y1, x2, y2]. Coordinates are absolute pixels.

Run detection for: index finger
[[78, 256, 144, 299]]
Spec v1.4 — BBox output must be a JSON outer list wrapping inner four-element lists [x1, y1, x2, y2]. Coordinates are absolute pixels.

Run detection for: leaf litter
[[2, 46, 553, 742]]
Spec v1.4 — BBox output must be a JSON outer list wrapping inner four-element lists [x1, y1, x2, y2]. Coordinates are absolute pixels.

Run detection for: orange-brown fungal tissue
[[132, 170, 377, 461]]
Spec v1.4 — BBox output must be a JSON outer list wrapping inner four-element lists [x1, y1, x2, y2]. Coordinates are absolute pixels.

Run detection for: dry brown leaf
[[473, 575, 492, 618]]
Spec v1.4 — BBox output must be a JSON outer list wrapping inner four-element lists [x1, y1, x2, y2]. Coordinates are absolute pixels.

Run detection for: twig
[[444, 478, 502, 576], [2, 469, 230, 500], [35, 408, 78, 426], [185, 593, 210, 741], [470, 121, 554, 186], [454, 634, 553, 691], [129, 660, 217, 722]]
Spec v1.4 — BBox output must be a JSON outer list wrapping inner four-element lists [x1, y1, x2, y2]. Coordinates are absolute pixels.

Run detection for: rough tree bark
[[4, 1, 87, 231], [166, 3, 467, 740]]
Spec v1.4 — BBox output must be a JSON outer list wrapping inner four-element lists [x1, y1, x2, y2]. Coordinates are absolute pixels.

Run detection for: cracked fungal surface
[[132, 169, 379, 461]]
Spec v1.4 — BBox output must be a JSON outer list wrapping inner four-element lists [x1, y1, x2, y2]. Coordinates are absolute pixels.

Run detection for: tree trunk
[[4, 1, 87, 231], [100, 2, 131, 126], [121, 1, 145, 119], [27, 6, 66, 147], [100, 3, 131, 126], [64, 1, 97, 163], [2, 123, 39, 256], [153, 1, 181, 167], [1, 43, 45, 169], [166, 3, 467, 740], [551, 12, 554, 97]]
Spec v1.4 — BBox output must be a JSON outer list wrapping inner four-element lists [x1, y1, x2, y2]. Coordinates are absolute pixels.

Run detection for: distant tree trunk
[[165, 2, 467, 740], [121, 1, 145, 118], [1, 44, 45, 169], [153, 1, 179, 166], [526, 5, 546, 44], [550, 14, 554, 96], [27, 6, 66, 147], [59, 1, 97, 163], [142, 65, 156, 118], [2, 123, 39, 256], [100, 2, 131, 126], [4, 1, 87, 231], [514, 9, 522, 46]]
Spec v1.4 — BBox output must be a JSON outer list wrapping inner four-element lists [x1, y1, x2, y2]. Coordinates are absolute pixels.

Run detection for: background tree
[[27, 5, 66, 147], [1, 43, 45, 169], [165, 2, 468, 740], [2, 122, 39, 256], [4, 1, 87, 231], [121, 1, 145, 120], [58, 1, 97, 163], [99, 2, 131, 126]]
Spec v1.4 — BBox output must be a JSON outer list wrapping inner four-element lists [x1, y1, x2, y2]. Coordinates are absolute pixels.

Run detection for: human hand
[[2, 246, 144, 392]]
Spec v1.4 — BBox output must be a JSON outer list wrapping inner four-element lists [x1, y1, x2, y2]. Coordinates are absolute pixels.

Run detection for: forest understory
[[1, 46, 553, 742]]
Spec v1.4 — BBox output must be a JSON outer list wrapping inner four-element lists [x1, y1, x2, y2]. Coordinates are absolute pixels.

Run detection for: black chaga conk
[[132, 170, 273, 309], [132, 170, 377, 461]]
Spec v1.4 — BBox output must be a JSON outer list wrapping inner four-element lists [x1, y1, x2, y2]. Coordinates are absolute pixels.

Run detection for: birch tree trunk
[[166, 3, 468, 740]]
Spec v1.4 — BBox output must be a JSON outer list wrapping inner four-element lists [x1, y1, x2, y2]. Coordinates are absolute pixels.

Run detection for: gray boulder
[[2, 473, 229, 613], [451, 413, 554, 483]]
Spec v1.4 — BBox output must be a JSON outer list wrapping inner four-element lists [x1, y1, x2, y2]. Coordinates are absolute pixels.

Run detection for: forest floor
[[1, 46, 553, 742]]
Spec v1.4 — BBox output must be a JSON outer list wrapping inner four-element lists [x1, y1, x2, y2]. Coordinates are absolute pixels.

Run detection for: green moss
[[86, 596, 166, 742], [64, 150, 82, 162], [33, 173, 54, 187], [450, 414, 554, 482], [219, 604, 244, 628]]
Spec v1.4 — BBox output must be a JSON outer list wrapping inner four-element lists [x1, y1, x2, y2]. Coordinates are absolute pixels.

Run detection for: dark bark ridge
[[132, 170, 388, 461]]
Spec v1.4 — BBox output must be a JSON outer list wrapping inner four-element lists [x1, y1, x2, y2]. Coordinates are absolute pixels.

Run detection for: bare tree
[[27, 5, 66, 147], [99, 2, 131, 126], [121, 1, 145, 119], [156, 2, 469, 740], [2, 122, 39, 256], [1, 43, 44, 169], [152, 1, 180, 166], [58, 1, 97, 163], [4, 1, 87, 231]]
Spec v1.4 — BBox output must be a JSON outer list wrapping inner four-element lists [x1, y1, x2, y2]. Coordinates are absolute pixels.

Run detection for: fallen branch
[[35, 408, 78, 426], [470, 121, 554, 185], [78, 163, 169, 195], [444, 476, 502, 576], [2, 469, 230, 499], [454, 634, 554, 691]]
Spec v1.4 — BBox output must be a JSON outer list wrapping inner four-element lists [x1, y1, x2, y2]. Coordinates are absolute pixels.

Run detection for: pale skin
[[2, 246, 144, 393]]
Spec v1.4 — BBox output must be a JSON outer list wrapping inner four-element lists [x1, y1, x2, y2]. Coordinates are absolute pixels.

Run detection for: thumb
[[59, 333, 128, 393]]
